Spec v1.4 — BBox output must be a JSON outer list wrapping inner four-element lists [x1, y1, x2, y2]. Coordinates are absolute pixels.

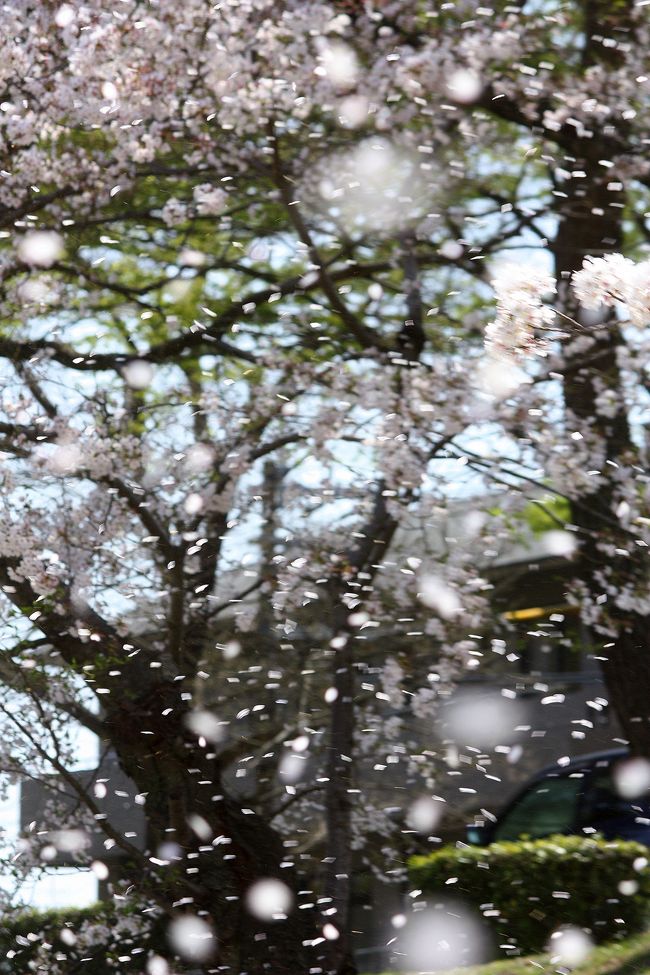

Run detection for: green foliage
[[410, 835, 650, 954], [0, 902, 162, 974], [371, 929, 650, 975], [522, 495, 572, 535]]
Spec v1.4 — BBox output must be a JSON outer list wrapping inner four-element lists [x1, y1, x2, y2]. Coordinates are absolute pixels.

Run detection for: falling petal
[[398, 903, 487, 971], [168, 915, 215, 962], [406, 797, 443, 834], [245, 878, 293, 921], [18, 231, 64, 267], [548, 927, 593, 967], [122, 360, 154, 389]]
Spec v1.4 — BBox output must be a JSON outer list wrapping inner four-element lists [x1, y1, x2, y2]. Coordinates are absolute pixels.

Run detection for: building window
[[499, 607, 587, 678]]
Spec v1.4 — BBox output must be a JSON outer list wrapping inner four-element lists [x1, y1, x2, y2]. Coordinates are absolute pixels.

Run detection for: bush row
[[0, 903, 161, 974], [409, 834, 650, 954]]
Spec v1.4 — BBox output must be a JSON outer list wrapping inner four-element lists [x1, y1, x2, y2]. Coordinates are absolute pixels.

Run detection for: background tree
[[1, 2, 650, 974]]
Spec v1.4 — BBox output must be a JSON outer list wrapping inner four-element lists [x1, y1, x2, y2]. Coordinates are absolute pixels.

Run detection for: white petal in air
[[406, 797, 443, 833], [52, 829, 90, 853], [418, 575, 461, 619], [122, 360, 154, 389], [55, 4, 75, 27], [245, 878, 293, 921], [475, 356, 526, 399], [316, 41, 359, 88], [439, 240, 463, 260], [338, 94, 369, 128], [278, 751, 307, 785], [184, 443, 215, 473], [101, 81, 118, 101], [146, 956, 169, 975], [91, 860, 109, 880], [447, 68, 483, 104], [184, 492, 204, 515], [614, 758, 650, 799], [397, 903, 487, 972], [317, 139, 431, 235], [443, 689, 524, 749], [540, 530, 577, 557], [548, 927, 593, 967], [48, 443, 82, 475], [223, 640, 241, 660], [18, 231, 64, 268], [619, 879, 638, 895], [184, 710, 225, 744], [168, 915, 215, 962]]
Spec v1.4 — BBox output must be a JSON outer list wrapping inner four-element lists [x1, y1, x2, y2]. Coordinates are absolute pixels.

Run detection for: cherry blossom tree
[[1, 2, 650, 973]]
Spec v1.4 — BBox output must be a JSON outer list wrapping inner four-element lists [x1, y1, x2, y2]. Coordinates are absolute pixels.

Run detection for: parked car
[[467, 748, 650, 847]]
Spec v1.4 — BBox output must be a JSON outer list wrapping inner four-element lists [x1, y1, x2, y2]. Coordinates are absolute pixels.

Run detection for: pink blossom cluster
[[485, 264, 557, 361]]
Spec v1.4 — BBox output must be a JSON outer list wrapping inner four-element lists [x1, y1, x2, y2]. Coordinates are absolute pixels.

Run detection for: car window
[[493, 774, 584, 842], [580, 767, 650, 840]]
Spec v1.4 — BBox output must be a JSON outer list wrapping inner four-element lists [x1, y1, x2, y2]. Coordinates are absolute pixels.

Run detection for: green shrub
[[410, 835, 650, 954], [0, 902, 162, 974]]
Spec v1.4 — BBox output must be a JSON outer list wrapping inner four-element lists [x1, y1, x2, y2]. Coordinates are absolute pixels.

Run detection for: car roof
[[532, 747, 629, 781]]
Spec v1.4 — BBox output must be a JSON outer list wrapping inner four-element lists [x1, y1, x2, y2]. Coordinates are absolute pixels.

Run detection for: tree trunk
[[553, 158, 650, 755], [599, 619, 650, 756], [323, 631, 357, 975], [99, 669, 318, 973], [320, 500, 397, 974]]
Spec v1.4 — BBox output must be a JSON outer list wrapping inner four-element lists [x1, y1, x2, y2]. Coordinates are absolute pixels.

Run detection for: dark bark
[[582, 0, 636, 69], [553, 157, 650, 755], [397, 232, 425, 361], [323, 629, 356, 975], [100, 672, 318, 973], [322, 491, 398, 975], [600, 619, 650, 756]]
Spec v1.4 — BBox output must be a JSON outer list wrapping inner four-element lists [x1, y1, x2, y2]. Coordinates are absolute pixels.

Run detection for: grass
[[369, 927, 650, 975]]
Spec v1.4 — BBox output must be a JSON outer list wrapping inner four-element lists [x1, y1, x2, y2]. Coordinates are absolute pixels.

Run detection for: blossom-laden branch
[[484, 264, 557, 360], [484, 254, 650, 362]]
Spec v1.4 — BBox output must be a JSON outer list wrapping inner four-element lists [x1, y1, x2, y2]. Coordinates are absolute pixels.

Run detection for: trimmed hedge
[[0, 903, 162, 974], [410, 835, 650, 954]]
